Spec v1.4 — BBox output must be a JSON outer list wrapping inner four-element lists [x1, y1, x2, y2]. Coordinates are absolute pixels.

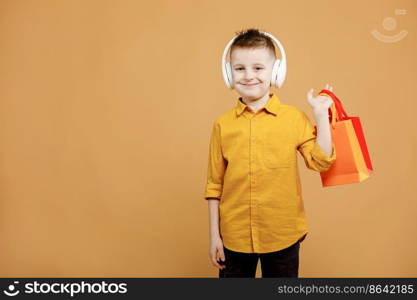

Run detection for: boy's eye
[[235, 67, 264, 71]]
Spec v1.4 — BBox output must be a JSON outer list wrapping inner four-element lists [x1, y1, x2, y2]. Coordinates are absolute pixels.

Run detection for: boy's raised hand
[[307, 83, 334, 116]]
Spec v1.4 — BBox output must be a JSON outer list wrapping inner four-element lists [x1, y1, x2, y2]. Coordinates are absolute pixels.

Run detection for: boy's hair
[[230, 28, 277, 60]]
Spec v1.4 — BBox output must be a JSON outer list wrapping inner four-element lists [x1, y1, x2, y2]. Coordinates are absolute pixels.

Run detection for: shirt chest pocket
[[261, 131, 295, 168]]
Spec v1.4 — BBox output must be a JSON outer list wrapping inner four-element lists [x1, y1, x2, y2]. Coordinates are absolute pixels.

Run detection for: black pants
[[219, 240, 300, 278]]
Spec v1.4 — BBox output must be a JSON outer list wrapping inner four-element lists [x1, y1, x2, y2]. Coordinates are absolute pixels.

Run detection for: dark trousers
[[218, 240, 300, 278]]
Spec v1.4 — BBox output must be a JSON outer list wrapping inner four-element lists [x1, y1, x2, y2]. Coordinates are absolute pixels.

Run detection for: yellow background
[[0, 0, 416, 277]]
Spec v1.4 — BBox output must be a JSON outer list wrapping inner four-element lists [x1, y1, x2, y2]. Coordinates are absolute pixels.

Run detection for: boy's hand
[[209, 236, 226, 270], [307, 83, 334, 117]]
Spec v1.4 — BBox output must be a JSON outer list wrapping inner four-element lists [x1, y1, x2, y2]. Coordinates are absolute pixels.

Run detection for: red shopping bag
[[313, 89, 374, 186], [320, 89, 374, 174]]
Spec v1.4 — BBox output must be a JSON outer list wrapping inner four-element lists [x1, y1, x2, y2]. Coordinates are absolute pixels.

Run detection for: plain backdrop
[[0, 0, 416, 277]]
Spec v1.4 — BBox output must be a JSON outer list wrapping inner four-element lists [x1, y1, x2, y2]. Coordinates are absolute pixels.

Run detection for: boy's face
[[230, 47, 275, 101]]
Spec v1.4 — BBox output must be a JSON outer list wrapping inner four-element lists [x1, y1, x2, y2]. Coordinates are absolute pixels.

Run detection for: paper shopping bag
[[321, 89, 374, 174], [314, 89, 373, 187]]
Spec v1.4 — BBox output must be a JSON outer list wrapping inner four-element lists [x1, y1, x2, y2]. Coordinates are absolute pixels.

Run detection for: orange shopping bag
[[314, 89, 374, 187]]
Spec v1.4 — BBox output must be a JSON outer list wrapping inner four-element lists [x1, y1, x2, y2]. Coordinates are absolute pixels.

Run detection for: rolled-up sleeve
[[204, 121, 227, 200], [296, 111, 336, 172]]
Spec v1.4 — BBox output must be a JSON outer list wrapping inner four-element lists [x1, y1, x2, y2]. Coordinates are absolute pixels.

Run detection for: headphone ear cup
[[271, 59, 280, 87], [225, 62, 233, 88], [276, 58, 286, 88]]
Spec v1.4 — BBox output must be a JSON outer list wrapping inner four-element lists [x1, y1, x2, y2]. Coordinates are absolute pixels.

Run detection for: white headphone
[[221, 31, 287, 89]]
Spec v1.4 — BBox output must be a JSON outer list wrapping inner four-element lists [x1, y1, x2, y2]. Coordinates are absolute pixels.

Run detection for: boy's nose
[[243, 71, 255, 80]]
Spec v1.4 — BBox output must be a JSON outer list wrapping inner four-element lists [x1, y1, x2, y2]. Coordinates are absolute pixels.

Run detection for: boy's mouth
[[242, 83, 259, 87]]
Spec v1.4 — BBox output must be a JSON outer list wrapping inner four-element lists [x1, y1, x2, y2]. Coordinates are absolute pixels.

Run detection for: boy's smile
[[230, 47, 275, 110]]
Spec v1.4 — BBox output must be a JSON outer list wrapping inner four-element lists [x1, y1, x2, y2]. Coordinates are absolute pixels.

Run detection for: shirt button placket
[[249, 115, 259, 253]]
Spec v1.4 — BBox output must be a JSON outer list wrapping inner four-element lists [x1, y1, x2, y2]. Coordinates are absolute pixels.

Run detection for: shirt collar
[[235, 93, 281, 117]]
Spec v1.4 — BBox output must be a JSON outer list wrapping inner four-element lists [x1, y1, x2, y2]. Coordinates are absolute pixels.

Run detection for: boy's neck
[[241, 92, 272, 113]]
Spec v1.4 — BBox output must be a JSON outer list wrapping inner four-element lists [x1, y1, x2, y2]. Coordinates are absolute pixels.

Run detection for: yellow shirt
[[204, 92, 336, 253]]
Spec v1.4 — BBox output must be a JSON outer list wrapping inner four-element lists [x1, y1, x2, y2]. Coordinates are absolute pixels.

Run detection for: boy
[[204, 29, 336, 278]]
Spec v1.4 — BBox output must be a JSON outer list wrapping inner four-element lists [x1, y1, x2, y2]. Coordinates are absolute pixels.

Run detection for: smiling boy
[[204, 29, 336, 278]]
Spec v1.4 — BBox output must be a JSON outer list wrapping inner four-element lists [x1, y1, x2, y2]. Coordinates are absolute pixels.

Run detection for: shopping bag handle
[[319, 89, 349, 121], [328, 98, 338, 129]]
